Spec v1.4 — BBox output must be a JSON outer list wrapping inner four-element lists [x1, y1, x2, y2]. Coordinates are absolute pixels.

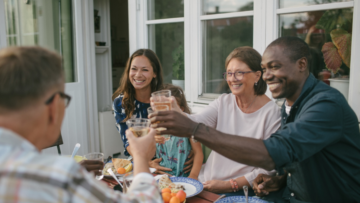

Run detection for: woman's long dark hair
[[112, 49, 164, 122]]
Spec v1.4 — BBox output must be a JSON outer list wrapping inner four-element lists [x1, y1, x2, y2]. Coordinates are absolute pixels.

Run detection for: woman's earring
[[255, 82, 258, 86]]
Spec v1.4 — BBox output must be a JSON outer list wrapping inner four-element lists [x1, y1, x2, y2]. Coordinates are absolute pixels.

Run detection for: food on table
[[102, 158, 133, 175], [169, 196, 180, 203], [176, 190, 186, 202], [159, 175, 186, 203], [117, 168, 126, 174], [73, 155, 85, 163], [162, 192, 172, 203], [162, 188, 171, 193], [103, 162, 116, 175], [112, 158, 131, 169]]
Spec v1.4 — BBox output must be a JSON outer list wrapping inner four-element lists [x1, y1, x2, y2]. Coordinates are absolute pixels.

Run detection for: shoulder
[[211, 93, 233, 105], [113, 94, 124, 109]]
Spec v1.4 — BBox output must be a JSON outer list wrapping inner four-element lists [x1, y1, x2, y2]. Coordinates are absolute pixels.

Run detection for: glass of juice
[[126, 118, 151, 137], [151, 90, 171, 110], [147, 106, 170, 141]]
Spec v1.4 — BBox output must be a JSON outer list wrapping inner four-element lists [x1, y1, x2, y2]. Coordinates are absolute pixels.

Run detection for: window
[[147, 0, 185, 86], [4, 0, 76, 83], [278, 1, 354, 101], [201, 0, 254, 96], [134, 0, 359, 116]]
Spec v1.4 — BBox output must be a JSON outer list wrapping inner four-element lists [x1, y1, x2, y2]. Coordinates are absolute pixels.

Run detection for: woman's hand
[[183, 150, 194, 173], [155, 135, 165, 144], [148, 158, 173, 176], [203, 179, 232, 194]]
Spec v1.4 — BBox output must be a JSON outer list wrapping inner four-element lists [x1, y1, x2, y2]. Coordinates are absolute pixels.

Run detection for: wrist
[[229, 179, 239, 192]]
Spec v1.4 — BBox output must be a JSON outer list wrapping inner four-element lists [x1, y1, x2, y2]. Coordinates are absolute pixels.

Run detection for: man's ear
[[47, 95, 60, 125], [297, 57, 308, 72]]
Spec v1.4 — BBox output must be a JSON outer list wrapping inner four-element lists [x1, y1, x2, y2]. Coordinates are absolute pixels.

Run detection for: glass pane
[[279, 9, 353, 85], [148, 23, 184, 85], [202, 17, 253, 94], [148, 0, 184, 20], [3, 0, 76, 83], [279, 0, 352, 9], [202, 0, 253, 15]]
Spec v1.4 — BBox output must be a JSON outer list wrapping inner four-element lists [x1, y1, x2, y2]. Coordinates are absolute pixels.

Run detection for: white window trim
[[0, 1, 6, 48], [129, 0, 360, 119]]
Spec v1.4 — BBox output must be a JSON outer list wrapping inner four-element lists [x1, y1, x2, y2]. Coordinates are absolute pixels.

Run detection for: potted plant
[[171, 44, 185, 90], [318, 9, 352, 100]]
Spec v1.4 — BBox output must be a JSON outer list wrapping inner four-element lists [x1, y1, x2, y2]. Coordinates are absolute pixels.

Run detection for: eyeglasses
[[223, 71, 255, 81], [45, 92, 72, 107]]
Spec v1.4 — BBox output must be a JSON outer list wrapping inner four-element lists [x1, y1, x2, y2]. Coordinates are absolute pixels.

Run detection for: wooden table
[[102, 177, 220, 203]]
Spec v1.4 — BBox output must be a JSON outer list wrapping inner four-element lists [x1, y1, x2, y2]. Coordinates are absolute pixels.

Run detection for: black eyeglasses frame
[[45, 92, 71, 107]]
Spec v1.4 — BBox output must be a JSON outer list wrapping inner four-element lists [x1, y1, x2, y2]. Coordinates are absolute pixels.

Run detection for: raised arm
[[149, 110, 275, 170]]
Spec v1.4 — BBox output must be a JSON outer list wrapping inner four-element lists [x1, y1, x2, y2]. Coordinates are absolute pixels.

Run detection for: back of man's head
[[0, 46, 64, 112], [267, 36, 311, 70]]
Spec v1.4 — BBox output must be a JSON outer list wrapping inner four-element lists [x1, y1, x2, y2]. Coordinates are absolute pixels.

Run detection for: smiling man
[[150, 37, 360, 203]]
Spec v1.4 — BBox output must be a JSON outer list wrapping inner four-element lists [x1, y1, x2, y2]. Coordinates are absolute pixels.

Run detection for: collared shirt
[[264, 74, 360, 203], [113, 94, 150, 156], [0, 128, 162, 203]]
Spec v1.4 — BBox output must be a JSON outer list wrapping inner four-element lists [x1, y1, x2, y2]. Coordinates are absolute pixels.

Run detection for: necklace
[[241, 95, 258, 113]]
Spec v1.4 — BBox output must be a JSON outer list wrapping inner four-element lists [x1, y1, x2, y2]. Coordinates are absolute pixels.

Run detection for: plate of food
[[159, 175, 203, 198], [102, 158, 133, 180], [216, 196, 268, 203]]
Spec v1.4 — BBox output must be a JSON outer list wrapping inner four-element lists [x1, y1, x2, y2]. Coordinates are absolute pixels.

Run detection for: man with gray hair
[[0, 46, 161, 203]]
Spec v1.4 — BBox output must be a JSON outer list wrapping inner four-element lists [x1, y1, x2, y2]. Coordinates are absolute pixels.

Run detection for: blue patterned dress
[[156, 136, 192, 177], [113, 94, 150, 156]]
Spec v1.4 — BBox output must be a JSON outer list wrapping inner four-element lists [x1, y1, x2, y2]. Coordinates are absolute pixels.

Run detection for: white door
[[0, 0, 100, 156]]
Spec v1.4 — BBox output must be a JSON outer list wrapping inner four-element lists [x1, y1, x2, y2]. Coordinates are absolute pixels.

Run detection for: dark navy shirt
[[113, 94, 150, 156], [264, 74, 360, 203]]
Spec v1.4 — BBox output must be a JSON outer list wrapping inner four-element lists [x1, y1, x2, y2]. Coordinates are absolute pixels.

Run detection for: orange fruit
[[162, 188, 171, 193], [171, 193, 177, 197], [176, 190, 186, 202], [117, 168, 126, 174], [169, 196, 180, 203], [162, 192, 172, 203]]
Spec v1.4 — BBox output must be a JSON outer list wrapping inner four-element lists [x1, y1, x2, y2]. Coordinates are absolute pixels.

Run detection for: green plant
[[317, 9, 352, 74], [172, 44, 184, 80]]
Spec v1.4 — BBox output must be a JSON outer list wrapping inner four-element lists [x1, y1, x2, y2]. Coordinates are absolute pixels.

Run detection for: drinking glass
[[126, 118, 151, 137], [84, 152, 104, 180], [147, 106, 170, 141], [151, 90, 171, 110]]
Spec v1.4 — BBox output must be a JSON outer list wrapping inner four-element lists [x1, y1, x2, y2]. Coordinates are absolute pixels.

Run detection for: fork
[[243, 186, 248, 203]]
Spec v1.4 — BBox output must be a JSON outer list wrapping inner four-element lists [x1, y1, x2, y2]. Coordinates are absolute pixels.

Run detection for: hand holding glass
[[126, 118, 151, 137]]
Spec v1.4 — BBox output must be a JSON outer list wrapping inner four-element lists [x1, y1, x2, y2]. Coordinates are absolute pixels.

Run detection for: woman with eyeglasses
[[188, 47, 281, 196]]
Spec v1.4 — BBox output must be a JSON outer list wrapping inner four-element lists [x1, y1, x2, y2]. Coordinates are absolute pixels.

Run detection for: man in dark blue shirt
[[150, 36, 360, 202]]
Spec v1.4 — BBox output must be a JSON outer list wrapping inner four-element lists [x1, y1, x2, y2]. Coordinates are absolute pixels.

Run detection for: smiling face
[[129, 55, 156, 91], [261, 45, 305, 103], [226, 58, 260, 97]]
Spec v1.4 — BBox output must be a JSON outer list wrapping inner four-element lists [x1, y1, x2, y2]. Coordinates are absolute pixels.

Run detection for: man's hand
[[183, 150, 194, 173], [79, 160, 104, 176], [149, 158, 173, 176], [203, 179, 231, 194], [252, 174, 287, 197], [149, 110, 198, 138], [126, 128, 156, 161]]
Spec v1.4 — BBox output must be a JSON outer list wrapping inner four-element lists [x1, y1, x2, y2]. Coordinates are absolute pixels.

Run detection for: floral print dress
[[156, 136, 192, 177]]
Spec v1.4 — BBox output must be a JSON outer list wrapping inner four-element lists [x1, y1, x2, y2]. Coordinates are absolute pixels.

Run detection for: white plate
[[103, 168, 157, 181], [167, 177, 203, 198]]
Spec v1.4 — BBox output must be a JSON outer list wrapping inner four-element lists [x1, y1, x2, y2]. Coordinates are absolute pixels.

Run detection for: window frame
[[131, 0, 360, 119]]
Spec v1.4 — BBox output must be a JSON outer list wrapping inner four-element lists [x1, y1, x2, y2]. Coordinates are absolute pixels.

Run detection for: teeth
[[232, 84, 242, 88], [134, 80, 145, 83], [268, 83, 280, 90]]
